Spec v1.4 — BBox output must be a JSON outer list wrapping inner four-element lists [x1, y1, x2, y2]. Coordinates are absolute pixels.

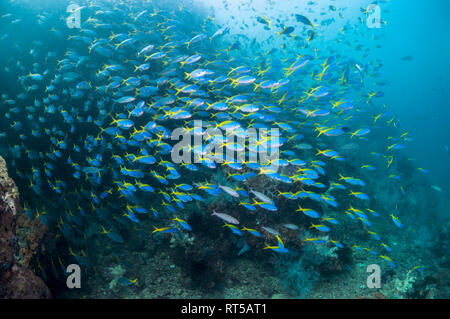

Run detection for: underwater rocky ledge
[[0, 155, 50, 299]]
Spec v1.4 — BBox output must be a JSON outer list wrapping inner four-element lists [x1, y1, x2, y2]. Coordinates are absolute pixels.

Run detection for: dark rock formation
[[0, 156, 51, 299]]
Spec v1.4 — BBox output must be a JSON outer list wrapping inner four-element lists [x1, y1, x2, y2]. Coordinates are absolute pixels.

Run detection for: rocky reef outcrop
[[0, 156, 50, 299]]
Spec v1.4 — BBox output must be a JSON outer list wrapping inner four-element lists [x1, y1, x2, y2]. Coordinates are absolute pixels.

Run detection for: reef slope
[[0, 156, 50, 299]]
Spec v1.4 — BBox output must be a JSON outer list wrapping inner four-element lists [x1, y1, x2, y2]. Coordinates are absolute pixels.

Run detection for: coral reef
[[0, 156, 51, 299], [169, 232, 195, 249], [393, 269, 422, 296], [274, 238, 347, 298]]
